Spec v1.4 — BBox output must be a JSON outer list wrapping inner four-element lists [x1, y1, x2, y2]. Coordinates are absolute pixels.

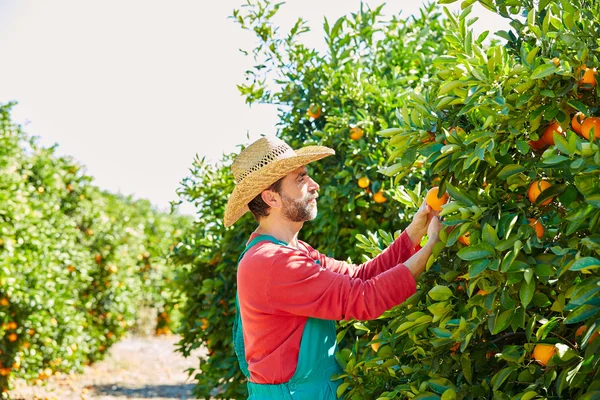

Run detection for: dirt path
[[10, 334, 206, 400]]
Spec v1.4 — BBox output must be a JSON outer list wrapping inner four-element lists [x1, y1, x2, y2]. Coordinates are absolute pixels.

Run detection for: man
[[224, 136, 442, 399]]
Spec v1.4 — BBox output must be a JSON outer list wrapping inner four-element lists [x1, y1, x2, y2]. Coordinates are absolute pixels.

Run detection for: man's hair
[[248, 178, 284, 221]]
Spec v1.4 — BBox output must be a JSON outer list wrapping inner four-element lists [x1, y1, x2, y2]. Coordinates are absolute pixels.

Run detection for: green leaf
[[568, 257, 600, 271], [429, 285, 453, 301], [461, 354, 472, 384], [498, 164, 526, 180], [520, 278, 535, 308], [564, 304, 598, 324], [457, 243, 495, 261], [530, 63, 557, 80], [337, 382, 350, 398], [491, 366, 517, 391], [493, 309, 514, 334], [586, 194, 600, 208], [445, 182, 476, 206]]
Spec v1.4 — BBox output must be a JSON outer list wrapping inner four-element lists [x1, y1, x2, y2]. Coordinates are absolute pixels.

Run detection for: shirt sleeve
[[266, 246, 417, 321], [309, 230, 419, 280]]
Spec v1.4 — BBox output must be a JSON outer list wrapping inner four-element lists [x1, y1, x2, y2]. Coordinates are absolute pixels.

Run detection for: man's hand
[[427, 215, 443, 244], [405, 202, 436, 247]]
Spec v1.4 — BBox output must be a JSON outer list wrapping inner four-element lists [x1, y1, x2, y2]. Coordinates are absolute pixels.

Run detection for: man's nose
[[308, 176, 320, 191]]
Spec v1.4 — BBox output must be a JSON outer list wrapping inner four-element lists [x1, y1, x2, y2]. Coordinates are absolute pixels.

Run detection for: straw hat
[[224, 136, 335, 227]]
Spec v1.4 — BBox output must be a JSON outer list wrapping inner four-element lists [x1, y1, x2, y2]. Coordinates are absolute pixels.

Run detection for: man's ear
[[261, 190, 281, 208]]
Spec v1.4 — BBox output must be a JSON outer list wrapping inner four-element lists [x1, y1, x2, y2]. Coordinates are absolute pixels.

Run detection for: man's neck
[[255, 219, 303, 249]]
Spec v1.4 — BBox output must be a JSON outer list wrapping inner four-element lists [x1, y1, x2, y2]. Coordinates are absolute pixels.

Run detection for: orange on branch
[[307, 104, 322, 119], [373, 191, 387, 203], [579, 67, 598, 87], [581, 117, 600, 140], [528, 138, 547, 151], [425, 186, 449, 211], [357, 177, 370, 188], [528, 180, 553, 206], [349, 127, 364, 140], [528, 218, 544, 239], [458, 232, 470, 246], [541, 121, 564, 145], [571, 112, 586, 135], [533, 344, 556, 366], [552, 57, 560, 66]]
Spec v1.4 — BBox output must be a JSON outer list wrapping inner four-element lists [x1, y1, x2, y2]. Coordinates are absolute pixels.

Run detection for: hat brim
[[224, 146, 335, 227]]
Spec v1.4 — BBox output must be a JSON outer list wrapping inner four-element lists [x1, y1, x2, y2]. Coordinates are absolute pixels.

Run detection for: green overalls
[[233, 235, 343, 399]]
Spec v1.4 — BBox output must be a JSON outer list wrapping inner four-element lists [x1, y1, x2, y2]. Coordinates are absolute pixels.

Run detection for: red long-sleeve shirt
[[237, 231, 418, 384]]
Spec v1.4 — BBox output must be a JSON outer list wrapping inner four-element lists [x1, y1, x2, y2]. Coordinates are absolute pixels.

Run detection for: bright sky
[[0, 1, 509, 216]]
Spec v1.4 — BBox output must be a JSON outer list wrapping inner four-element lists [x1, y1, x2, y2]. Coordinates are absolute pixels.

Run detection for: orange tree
[[172, 1, 451, 398], [358, 1, 600, 399], [0, 102, 189, 395]]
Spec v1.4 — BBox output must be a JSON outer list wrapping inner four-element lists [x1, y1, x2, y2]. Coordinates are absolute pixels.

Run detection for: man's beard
[[280, 192, 318, 222]]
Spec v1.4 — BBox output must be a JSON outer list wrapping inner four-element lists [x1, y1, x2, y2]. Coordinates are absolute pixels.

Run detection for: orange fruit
[[571, 112, 586, 135], [450, 343, 460, 355], [371, 333, 381, 352], [425, 186, 449, 211], [0, 298, 8, 307], [528, 138, 547, 151], [7, 333, 17, 342], [7, 321, 17, 330], [349, 127, 364, 140], [458, 232, 470, 246], [358, 177, 370, 189], [477, 289, 488, 296], [579, 67, 598, 87], [541, 121, 564, 145], [533, 344, 556, 366], [552, 57, 560, 66], [67, 265, 76, 273], [528, 180, 553, 206], [373, 191, 387, 203], [528, 218, 544, 239], [307, 104, 321, 119], [581, 117, 600, 140]]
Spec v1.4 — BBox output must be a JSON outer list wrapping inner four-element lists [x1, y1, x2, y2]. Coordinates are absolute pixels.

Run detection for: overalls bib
[[233, 235, 343, 399]]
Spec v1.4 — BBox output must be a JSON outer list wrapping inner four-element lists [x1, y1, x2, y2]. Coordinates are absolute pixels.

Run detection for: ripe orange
[[7, 333, 17, 342], [528, 218, 544, 239], [373, 191, 387, 203], [358, 177, 370, 189], [579, 67, 598, 87], [0, 298, 8, 307], [67, 265, 76, 273], [477, 289, 488, 296], [371, 333, 381, 352], [425, 186, 449, 211], [533, 344, 556, 366], [572, 112, 586, 135], [307, 104, 321, 119], [528, 138, 547, 151], [349, 127, 364, 140], [7, 321, 17, 330], [541, 121, 564, 145], [581, 117, 600, 140], [458, 232, 470, 246], [552, 57, 560, 66], [528, 180, 553, 206]]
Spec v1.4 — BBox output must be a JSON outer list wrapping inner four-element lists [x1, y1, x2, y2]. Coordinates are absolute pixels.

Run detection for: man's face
[[279, 166, 320, 222]]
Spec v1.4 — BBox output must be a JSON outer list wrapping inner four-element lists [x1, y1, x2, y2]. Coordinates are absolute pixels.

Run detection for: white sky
[[0, 1, 509, 216]]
